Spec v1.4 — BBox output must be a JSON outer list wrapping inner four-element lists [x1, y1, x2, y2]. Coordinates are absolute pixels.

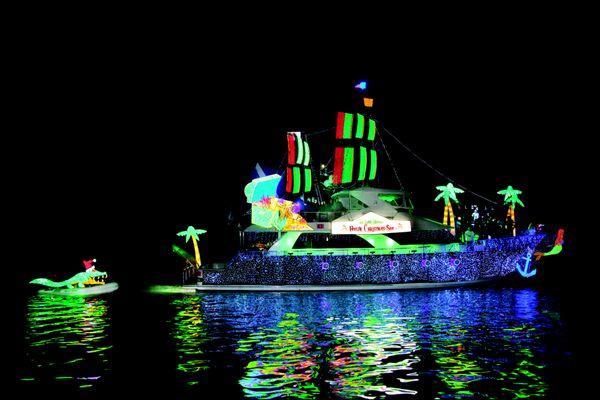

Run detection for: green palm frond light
[[176, 226, 207, 266], [434, 183, 463, 228], [497, 186, 524, 236]]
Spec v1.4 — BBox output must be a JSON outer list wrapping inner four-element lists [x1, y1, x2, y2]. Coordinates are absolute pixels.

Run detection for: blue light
[[204, 235, 546, 285], [355, 81, 367, 91], [516, 250, 537, 278]]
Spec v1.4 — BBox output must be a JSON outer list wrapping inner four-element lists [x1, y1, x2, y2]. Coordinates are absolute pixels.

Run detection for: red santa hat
[[83, 259, 96, 271]]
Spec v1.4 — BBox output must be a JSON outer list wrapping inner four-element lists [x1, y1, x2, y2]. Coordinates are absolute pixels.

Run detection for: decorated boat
[[30, 259, 119, 296], [182, 82, 564, 290]]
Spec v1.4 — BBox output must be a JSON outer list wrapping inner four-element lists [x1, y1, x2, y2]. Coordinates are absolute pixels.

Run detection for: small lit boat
[[38, 282, 119, 297]]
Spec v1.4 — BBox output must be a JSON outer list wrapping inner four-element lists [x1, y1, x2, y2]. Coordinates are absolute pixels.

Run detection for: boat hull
[[205, 235, 544, 286], [195, 279, 497, 292], [38, 282, 119, 297]]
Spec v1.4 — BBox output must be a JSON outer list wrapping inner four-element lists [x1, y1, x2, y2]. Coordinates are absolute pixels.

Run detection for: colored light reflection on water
[[167, 289, 566, 398], [17, 288, 571, 398], [19, 294, 112, 390]]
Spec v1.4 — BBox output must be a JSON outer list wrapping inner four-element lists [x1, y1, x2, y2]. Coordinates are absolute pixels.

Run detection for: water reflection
[[167, 289, 562, 399], [169, 296, 210, 385], [19, 295, 112, 390]]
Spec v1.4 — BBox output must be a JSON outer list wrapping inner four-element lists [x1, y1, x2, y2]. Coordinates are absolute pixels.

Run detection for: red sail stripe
[[287, 133, 296, 165], [333, 147, 344, 185], [335, 112, 345, 139]]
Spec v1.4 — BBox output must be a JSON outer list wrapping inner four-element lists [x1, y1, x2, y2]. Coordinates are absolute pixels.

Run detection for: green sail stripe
[[292, 166, 301, 194], [367, 118, 376, 141], [358, 146, 367, 181], [342, 147, 354, 183], [304, 168, 312, 192], [295, 133, 304, 165], [355, 114, 364, 139], [368, 149, 377, 180], [343, 113, 353, 139], [303, 141, 310, 166]]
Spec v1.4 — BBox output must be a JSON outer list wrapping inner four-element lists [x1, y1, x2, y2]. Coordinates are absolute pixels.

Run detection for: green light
[[358, 146, 367, 181], [295, 133, 304, 165], [435, 183, 464, 204], [293, 167, 301, 194], [177, 225, 207, 267], [30, 269, 108, 289], [169, 296, 210, 385], [355, 114, 364, 138], [342, 147, 354, 183], [304, 168, 312, 192], [497, 185, 524, 208], [303, 141, 310, 166], [343, 113, 353, 139], [378, 194, 400, 203], [368, 149, 377, 180], [367, 118, 376, 141], [357, 234, 400, 248], [20, 295, 112, 390]]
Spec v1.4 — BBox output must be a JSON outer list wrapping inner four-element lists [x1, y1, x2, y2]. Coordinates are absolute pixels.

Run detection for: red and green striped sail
[[332, 111, 377, 185], [285, 132, 312, 195]]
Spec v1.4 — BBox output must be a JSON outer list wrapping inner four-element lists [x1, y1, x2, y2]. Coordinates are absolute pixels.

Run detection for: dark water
[[16, 287, 575, 398]]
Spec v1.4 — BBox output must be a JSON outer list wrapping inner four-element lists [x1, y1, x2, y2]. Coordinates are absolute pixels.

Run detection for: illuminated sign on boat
[[331, 212, 411, 235]]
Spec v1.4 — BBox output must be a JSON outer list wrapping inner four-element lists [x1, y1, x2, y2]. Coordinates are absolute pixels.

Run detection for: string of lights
[[380, 126, 499, 206]]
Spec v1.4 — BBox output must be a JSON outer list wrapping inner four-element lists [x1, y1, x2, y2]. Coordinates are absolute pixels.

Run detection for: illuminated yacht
[[201, 83, 563, 288]]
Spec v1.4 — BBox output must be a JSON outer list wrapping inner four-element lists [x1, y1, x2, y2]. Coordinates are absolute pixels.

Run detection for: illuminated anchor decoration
[[515, 248, 537, 278]]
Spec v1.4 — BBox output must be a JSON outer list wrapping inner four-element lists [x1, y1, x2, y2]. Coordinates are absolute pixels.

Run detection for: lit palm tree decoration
[[435, 183, 464, 231], [497, 185, 524, 236], [176, 226, 206, 267]]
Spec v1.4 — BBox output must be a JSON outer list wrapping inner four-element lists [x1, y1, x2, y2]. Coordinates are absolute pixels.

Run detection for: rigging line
[[381, 126, 499, 206], [305, 126, 335, 137], [377, 129, 404, 191]]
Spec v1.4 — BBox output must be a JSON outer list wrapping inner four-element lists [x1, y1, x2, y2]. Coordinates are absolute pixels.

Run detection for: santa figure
[[83, 258, 97, 271]]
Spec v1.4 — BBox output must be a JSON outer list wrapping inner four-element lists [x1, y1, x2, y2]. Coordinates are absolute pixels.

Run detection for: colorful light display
[[434, 183, 464, 230], [332, 112, 377, 185], [176, 225, 207, 267], [205, 234, 545, 285], [244, 174, 281, 203], [251, 196, 312, 232], [285, 132, 312, 195], [168, 296, 210, 386], [147, 287, 559, 398], [30, 269, 108, 289], [19, 296, 112, 390], [497, 186, 524, 236], [534, 228, 565, 260]]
